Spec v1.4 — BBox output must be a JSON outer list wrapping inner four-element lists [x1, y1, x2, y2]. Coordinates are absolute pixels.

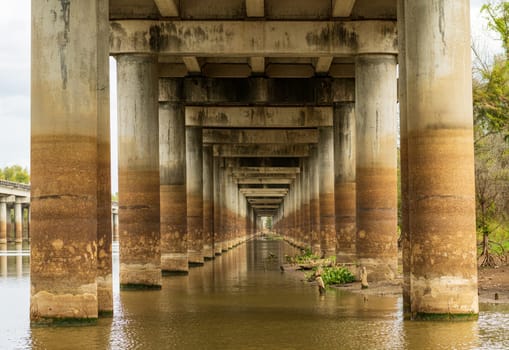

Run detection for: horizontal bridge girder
[[250, 205, 280, 209], [187, 107, 332, 128], [110, 20, 397, 56], [231, 167, 300, 175], [203, 129, 318, 144], [235, 178, 293, 185], [247, 198, 283, 204], [214, 144, 309, 158]]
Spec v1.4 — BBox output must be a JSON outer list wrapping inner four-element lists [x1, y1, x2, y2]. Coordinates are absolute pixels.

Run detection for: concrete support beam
[[160, 77, 355, 105], [186, 126, 204, 265], [332, 0, 356, 17], [406, 0, 478, 319], [110, 20, 398, 57], [203, 129, 318, 144], [214, 144, 309, 158], [153, 0, 179, 17], [240, 189, 288, 196], [355, 54, 398, 282], [202, 145, 214, 260], [213, 157, 222, 255], [232, 167, 300, 176], [182, 56, 201, 74], [96, 0, 113, 316], [315, 57, 333, 74], [30, 0, 100, 324], [117, 55, 161, 289], [246, 0, 264, 17], [187, 107, 332, 128], [334, 101, 356, 263], [318, 126, 336, 258], [159, 80, 188, 273], [235, 178, 293, 185], [247, 198, 283, 204], [249, 57, 265, 74]]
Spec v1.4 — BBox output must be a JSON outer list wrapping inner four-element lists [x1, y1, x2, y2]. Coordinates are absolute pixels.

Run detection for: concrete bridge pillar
[[309, 145, 321, 255], [213, 157, 223, 255], [112, 209, 119, 242], [203, 145, 214, 260], [186, 125, 204, 266], [159, 79, 188, 273], [96, 0, 112, 315], [406, 0, 478, 319], [0, 199, 6, 244], [302, 160, 311, 248], [30, 0, 102, 324], [319, 126, 336, 258], [220, 160, 229, 252], [14, 199, 23, 244], [334, 101, 357, 263], [355, 54, 398, 281], [117, 54, 161, 289]]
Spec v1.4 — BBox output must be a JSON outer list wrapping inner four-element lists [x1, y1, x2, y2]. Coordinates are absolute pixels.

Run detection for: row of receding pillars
[[0, 197, 29, 243], [29, 0, 478, 323]]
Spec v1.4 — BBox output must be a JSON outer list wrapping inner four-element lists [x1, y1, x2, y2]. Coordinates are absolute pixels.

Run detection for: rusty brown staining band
[[161, 185, 187, 271], [320, 192, 336, 257], [356, 167, 397, 280], [335, 182, 356, 262], [119, 170, 161, 284], [409, 129, 476, 277]]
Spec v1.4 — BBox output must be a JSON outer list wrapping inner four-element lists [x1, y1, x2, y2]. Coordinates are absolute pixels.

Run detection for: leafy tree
[[0, 165, 30, 184], [473, 0, 509, 267]]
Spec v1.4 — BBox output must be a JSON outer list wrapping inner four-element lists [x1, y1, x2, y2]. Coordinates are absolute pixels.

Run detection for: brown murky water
[[0, 239, 508, 349]]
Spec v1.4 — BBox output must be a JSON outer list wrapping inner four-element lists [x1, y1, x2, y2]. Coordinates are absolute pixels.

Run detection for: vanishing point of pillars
[[30, 0, 478, 324]]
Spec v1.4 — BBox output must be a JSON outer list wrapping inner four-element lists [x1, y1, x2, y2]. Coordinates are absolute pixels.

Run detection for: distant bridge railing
[[0, 180, 31, 192]]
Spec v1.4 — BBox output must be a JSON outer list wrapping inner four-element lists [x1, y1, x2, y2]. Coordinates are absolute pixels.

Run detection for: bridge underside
[[29, 0, 477, 324]]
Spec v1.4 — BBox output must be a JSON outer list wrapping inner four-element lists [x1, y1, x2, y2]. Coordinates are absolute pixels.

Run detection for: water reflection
[[0, 239, 508, 349]]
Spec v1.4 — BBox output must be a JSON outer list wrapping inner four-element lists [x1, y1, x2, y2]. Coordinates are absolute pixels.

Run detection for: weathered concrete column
[[398, 0, 411, 318], [96, 0, 112, 316], [319, 126, 336, 258], [0, 199, 6, 244], [112, 209, 119, 242], [309, 145, 321, 255], [31, 0, 100, 324], [302, 160, 311, 248], [355, 54, 398, 281], [406, 0, 478, 319], [14, 200, 23, 244], [117, 54, 161, 289], [220, 161, 229, 252], [202, 145, 214, 260], [186, 126, 204, 266], [213, 157, 223, 255], [159, 79, 188, 273], [333, 102, 356, 263]]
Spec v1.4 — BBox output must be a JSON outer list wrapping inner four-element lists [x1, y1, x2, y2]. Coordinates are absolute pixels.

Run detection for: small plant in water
[[317, 266, 355, 286]]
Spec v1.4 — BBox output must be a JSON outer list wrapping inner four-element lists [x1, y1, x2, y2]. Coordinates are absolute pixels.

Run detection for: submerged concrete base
[[188, 250, 204, 266], [161, 252, 189, 273], [203, 244, 214, 260], [119, 263, 161, 289], [97, 274, 113, 317], [30, 288, 98, 326], [359, 257, 397, 282]]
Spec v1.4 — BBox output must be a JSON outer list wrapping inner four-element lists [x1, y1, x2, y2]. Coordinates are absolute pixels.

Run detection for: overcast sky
[[0, 1, 503, 193]]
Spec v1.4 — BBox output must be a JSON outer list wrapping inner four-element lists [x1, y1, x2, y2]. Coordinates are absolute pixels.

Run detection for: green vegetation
[[290, 247, 320, 264], [0, 165, 29, 184], [319, 266, 355, 286], [473, 1, 509, 267]]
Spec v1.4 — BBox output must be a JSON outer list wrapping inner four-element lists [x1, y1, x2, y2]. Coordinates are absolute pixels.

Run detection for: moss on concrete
[[120, 283, 162, 291], [31, 317, 98, 327], [413, 312, 479, 321]]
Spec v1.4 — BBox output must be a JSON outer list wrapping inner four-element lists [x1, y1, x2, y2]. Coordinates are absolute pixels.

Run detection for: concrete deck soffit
[[213, 144, 310, 158], [203, 129, 318, 144]]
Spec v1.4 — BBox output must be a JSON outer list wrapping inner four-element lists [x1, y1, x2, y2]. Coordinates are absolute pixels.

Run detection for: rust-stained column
[[309, 145, 321, 255], [14, 200, 22, 243], [220, 161, 229, 252], [319, 126, 336, 258], [203, 145, 214, 260], [398, 0, 411, 319], [96, 0, 112, 316], [31, 0, 99, 324], [159, 79, 188, 273], [406, 0, 478, 319], [302, 159, 311, 248], [334, 101, 356, 263], [355, 54, 398, 281], [0, 199, 6, 244], [213, 157, 223, 255], [117, 54, 161, 289], [186, 126, 204, 266]]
